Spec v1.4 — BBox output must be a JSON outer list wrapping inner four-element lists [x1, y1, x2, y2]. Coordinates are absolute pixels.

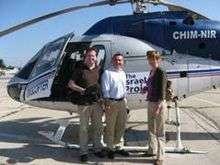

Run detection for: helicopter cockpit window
[[69, 44, 106, 66], [67, 42, 90, 61], [16, 48, 43, 79], [183, 16, 195, 25], [51, 43, 107, 101], [30, 38, 65, 78]]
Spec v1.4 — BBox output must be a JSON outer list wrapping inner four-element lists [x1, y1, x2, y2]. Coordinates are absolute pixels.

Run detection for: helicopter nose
[[7, 78, 23, 102]]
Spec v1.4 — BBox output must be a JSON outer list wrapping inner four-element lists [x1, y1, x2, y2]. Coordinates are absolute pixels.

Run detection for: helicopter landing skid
[[38, 100, 208, 154], [165, 101, 207, 154], [121, 100, 207, 154]]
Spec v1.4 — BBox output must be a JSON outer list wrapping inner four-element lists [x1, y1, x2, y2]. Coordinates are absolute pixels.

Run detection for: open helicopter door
[[65, 40, 111, 82], [24, 33, 74, 101], [37, 40, 111, 148]]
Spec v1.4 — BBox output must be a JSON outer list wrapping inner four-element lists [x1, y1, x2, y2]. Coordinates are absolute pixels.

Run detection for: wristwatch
[[80, 90, 85, 95]]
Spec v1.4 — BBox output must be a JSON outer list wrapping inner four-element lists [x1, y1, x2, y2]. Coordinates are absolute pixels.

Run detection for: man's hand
[[80, 88, 86, 95], [98, 99, 105, 110], [104, 99, 111, 111], [68, 80, 85, 94]]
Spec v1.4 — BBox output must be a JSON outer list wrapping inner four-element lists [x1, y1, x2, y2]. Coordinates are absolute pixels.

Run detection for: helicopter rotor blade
[[0, 0, 209, 38], [146, 0, 209, 19], [161, 0, 209, 19], [0, 0, 129, 38]]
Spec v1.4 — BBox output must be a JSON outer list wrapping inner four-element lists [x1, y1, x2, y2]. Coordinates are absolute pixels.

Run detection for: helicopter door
[[24, 35, 73, 101], [66, 41, 110, 72], [47, 41, 110, 102]]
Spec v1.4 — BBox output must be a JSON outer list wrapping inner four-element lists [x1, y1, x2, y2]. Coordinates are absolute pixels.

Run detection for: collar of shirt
[[109, 66, 124, 72], [101, 68, 126, 99]]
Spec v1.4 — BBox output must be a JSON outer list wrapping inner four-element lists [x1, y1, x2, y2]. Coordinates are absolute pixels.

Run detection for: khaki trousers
[[148, 101, 166, 160], [78, 103, 103, 155], [104, 100, 127, 150]]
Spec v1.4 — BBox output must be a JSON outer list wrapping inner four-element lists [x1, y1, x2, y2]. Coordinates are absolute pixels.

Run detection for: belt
[[109, 98, 124, 101]]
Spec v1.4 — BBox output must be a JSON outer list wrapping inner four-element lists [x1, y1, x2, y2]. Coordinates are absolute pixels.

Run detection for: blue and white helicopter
[[2, 0, 220, 152]]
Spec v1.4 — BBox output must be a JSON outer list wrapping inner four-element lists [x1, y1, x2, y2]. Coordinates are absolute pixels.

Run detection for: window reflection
[[31, 39, 65, 78]]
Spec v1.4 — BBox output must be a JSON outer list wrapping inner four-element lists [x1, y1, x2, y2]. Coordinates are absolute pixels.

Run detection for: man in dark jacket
[[145, 50, 167, 165], [68, 47, 104, 162]]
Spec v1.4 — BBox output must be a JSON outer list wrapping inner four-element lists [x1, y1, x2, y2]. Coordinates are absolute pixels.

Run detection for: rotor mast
[[130, 0, 161, 14], [131, 0, 146, 14]]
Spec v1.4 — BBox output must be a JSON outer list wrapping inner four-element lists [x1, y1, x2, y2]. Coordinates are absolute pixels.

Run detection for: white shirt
[[101, 68, 126, 99]]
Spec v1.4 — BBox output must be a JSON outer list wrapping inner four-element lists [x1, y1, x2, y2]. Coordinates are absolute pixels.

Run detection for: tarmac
[[0, 77, 220, 165]]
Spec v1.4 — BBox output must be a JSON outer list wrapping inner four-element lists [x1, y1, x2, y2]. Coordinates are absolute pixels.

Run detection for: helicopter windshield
[[30, 38, 65, 78], [16, 48, 44, 79]]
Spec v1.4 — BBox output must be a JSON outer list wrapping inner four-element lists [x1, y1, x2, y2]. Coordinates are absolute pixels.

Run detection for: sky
[[0, 0, 220, 67]]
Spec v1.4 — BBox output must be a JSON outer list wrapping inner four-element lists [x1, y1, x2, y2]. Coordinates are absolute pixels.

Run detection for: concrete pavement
[[0, 78, 220, 165]]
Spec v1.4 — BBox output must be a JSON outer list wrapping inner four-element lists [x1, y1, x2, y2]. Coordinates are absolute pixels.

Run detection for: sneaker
[[94, 150, 106, 158], [107, 150, 115, 159], [115, 149, 130, 157], [80, 154, 88, 162]]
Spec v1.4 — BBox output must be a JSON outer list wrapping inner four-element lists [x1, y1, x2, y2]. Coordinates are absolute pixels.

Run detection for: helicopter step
[[38, 119, 81, 149], [38, 117, 102, 149]]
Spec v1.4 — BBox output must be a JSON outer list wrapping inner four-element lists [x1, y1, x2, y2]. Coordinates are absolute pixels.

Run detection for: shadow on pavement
[[0, 143, 155, 164], [0, 117, 219, 164], [0, 117, 154, 164]]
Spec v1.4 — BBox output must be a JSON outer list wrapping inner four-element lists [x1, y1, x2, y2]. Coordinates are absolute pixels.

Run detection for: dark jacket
[[148, 67, 167, 102]]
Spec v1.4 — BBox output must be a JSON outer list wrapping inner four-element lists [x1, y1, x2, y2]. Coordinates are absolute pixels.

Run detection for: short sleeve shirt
[[71, 62, 100, 88]]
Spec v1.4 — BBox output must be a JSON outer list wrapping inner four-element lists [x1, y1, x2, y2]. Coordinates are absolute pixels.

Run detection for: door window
[[68, 43, 106, 67], [16, 48, 44, 79], [30, 38, 65, 78]]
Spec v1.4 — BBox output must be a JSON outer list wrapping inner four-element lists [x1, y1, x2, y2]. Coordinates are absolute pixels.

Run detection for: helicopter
[[2, 0, 220, 152]]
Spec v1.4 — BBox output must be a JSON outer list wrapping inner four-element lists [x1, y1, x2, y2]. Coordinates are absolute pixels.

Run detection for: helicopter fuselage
[[85, 11, 220, 60], [6, 11, 220, 113]]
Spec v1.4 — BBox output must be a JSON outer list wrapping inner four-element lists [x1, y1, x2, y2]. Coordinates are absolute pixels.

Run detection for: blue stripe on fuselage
[[167, 68, 220, 79]]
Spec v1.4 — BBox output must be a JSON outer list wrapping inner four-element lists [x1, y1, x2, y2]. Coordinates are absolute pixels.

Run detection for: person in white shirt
[[101, 53, 129, 159]]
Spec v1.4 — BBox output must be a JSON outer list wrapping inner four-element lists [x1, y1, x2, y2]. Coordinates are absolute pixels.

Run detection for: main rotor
[[0, 0, 208, 38]]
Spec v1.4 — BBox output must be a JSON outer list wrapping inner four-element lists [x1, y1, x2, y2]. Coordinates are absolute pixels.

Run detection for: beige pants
[[104, 100, 127, 150], [78, 103, 103, 155], [148, 101, 166, 160]]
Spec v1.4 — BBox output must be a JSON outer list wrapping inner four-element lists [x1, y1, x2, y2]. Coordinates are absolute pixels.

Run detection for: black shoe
[[94, 150, 106, 158], [107, 150, 115, 159], [115, 149, 130, 157], [80, 154, 88, 162]]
